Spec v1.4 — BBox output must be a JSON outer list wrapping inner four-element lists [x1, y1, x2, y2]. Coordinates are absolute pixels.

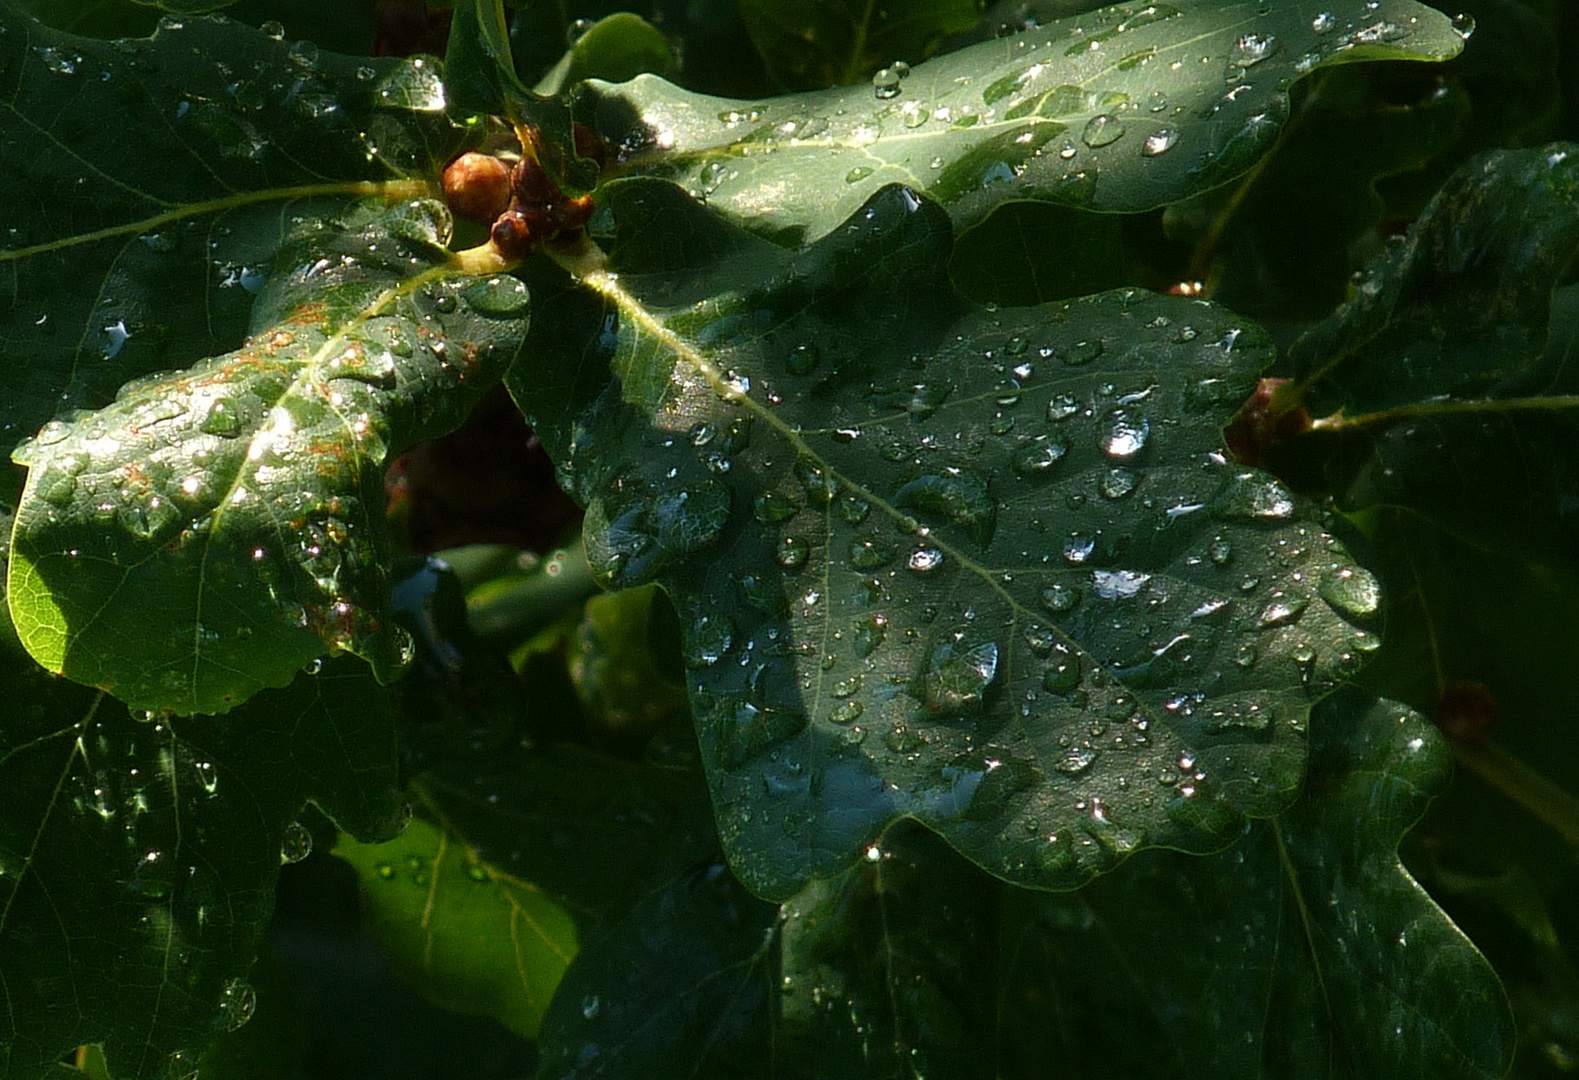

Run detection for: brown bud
[[1223, 378, 1311, 466], [573, 122, 608, 171], [490, 208, 537, 261], [511, 155, 559, 212], [443, 152, 512, 225], [549, 193, 595, 236], [1437, 681, 1497, 743]]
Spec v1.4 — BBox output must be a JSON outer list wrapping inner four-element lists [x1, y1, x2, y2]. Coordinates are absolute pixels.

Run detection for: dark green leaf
[[1289, 142, 1579, 417], [7, 197, 530, 715], [534, 856, 779, 1080], [0, 655, 403, 1080], [333, 809, 579, 1040], [739, 0, 984, 91], [511, 179, 1381, 899], [0, 6, 463, 502], [578, 0, 1464, 245], [997, 688, 1513, 1080], [949, 200, 1131, 306], [776, 821, 1001, 1079]]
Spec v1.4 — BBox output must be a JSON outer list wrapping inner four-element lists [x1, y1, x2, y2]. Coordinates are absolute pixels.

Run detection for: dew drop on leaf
[[280, 820, 313, 865]]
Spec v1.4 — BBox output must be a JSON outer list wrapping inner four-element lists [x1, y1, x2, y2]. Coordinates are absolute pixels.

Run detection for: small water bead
[[1013, 437, 1069, 476], [1142, 129, 1177, 156], [1062, 535, 1096, 564], [872, 68, 902, 99], [1047, 394, 1081, 422], [1236, 642, 1259, 668], [776, 536, 810, 568], [1450, 12, 1475, 39], [216, 978, 256, 1032], [1229, 33, 1275, 69], [1061, 339, 1104, 366], [922, 635, 1000, 714], [1209, 537, 1232, 564], [261, 20, 285, 39], [567, 17, 596, 45], [908, 548, 944, 572], [1043, 653, 1081, 693], [1099, 412, 1150, 460], [1099, 468, 1138, 499], [1023, 624, 1057, 656], [280, 821, 313, 865], [1041, 583, 1082, 614], [1311, 12, 1336, 33], [1319, 564, 1380, 619]]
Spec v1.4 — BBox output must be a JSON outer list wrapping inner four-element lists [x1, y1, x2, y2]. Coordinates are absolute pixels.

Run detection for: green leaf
[[7, 196, 531, 715], [577, 0, 1465, 245], [1289, 142, 1579, 418], [0, 655, 404, 1080], [534, 855, 780, 1079], [739, 0, 984, 91], [533, 13, 678, 99], [999, 689, 1513, 1079], [0, 6, 462, 502], [511, 179, 1382, 899], [333, 810, 579, 1040]]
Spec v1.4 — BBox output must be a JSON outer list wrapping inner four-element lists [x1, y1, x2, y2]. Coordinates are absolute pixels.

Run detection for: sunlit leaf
[[510, 178, 1382, 898], [0, 5, 462, 501], [577, 0, 1464, 244], [7, 196, 530, 715], [334, 811, 579, 1040]]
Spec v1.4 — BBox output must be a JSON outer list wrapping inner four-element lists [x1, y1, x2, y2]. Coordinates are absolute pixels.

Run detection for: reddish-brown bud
[[490, 208, 536, 260], [442, 152, 512, 225], [1223, 378, 1311, 466], [573, 122, 608, 171], [1437, 681, 1497, 743]]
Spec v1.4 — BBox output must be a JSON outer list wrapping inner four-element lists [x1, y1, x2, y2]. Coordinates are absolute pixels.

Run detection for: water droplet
[[684, 612, 733, 667], [1230, 33, 1275, 69], [1023, 624, 1057, 656], [217, 977, 256, 1031], [1093, 569, 1150, 599], [260, 20, 285, 39], [1041, 583, 1082, 613], [1099, 468, 1138, 499], [1142, 129, 1177, 156], [892, 469, 996, 545], [1099, 411, 1150, 460], [872, 68, 902, 99], [854, 614, 888, 658], [278, 820, 313, 865], [462, 276, 529, 318], [567, 17, 596, 45], [1057, 747, 1098, 775], [1060, 339, 1104, 366], [753, 491, 799, 524], [1013, 436, 1069, 476], [848, 538, 896, 569], [1311, 12, 1336, 33], [1043, 650, 1081, 693], [922, 635, 1000, 714], [908, 548, 944, 572], [1209, 537, 1232, 564], [194, 760, 218, 794], [846, 165, 875, 183], [582, 994, 602, 1021], [1258, 595, 1309, 628], [776, 536, 810, 568], [1236, 642, 1259, 668], [1319, 565, 1380, 620], [1450, 12, 1475, 39], [302, 657, 323, 676], [1047, 393, 1081, 422], [1062, 535, 1096, 564], [1082, 114, 1126, 148], [1211, 472, 1295, 520]]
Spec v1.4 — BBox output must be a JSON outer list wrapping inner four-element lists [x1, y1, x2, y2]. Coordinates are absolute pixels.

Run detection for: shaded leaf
[[7, 196, 530, 715], [577, 0, 1464, 245], [949, 199, 1132, 307], [511, 178, 1382, 899], [776, 821, 1001, 1080], [1289, 142, 1579, 418], [739, 0, 984, 91], [0, 654, 403, 1080], [997, 688, 1512, 1080], [0, 5, 462, 501], [333, 810, 579, 1040], [534, 856, 779, 1080]]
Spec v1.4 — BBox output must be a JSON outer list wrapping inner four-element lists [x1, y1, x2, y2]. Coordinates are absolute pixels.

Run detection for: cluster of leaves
[[0, 0, 1576, 1077]]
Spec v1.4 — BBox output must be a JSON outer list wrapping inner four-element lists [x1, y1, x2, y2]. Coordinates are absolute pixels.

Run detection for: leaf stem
[[1451, 737, 1579, 848], [1309, 393, 1579, 433], [0, 179, 435, 264]]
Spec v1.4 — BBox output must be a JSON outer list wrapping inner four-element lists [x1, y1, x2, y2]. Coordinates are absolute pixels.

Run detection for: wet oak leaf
[[7, 196, 532, 715], [0, 3, 468, 502], [577, 0, 1464, 246], [0, 652, 405, 1080], [1003, 689, 1512, 1080], [511, 178, 1383, 899]]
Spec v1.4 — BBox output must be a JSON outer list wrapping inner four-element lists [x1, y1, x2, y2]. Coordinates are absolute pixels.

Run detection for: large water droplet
[[1319, 565, 1380, 620], [892, 469, 996, 545], [685, 612, 734, 667], [1311, 12, 1336, 34], [1093, 569, 1150, 599], [1142, 129, 1177, 157], [1450, 12, 1475, 39], [1013, 436, 1069, 476], [1230, 33, 1275, 69], [216, 977, 256, 1031], [1041, 583, 1082, 614], [921, 634, 1000, 714], [1211, 472, 1295, 520], [1099, 411, 1150, 460], [462, 276, 530, 318], [872, 68, 902, 99], [1082, 114, 1126, 148]]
